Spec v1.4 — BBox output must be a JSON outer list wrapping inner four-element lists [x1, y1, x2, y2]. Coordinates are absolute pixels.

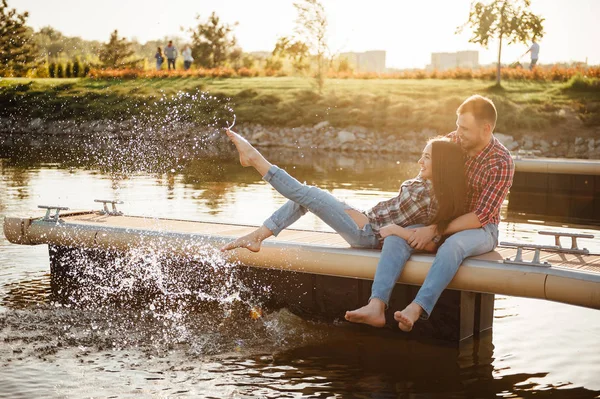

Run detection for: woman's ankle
[[368, 298, 386, 312], [256, 225, 273, 241]]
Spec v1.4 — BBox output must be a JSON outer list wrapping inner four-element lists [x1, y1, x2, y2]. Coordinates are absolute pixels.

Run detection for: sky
[[12, 0, 600, 69]]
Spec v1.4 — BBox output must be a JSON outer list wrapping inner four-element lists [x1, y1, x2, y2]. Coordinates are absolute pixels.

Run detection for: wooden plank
[[275, 230, 323, 242], [545, 253, 589, 268], [298, 232, 345, 245], [303, 232, 350, 246]]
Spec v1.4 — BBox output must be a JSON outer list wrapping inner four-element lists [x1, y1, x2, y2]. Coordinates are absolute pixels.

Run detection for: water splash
[[2, 89, 239, 178], [0, 238, 323, 359]]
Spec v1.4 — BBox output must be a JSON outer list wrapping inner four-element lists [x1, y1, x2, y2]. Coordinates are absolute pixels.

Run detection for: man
[[524, 41, 540, 70], [164, 40, 178, 71], [345, 95, 515, 331]]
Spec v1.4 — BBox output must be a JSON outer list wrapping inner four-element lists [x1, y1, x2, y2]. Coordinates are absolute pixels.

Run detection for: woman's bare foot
[[344, 298, 386, 328], [225, 129, 271, 176], [393, 302, 423, 332], [221, 226, 273, 252]]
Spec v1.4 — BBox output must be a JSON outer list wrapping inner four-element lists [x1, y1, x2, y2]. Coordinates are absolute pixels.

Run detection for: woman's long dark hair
[[429, 138, 467, 235]]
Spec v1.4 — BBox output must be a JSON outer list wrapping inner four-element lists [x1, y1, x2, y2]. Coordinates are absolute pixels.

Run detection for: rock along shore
[[2, 118, 599, 159]]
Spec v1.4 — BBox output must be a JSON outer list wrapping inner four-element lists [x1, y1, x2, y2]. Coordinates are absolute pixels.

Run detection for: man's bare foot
[[225, 129, 261, 167], [393, 302, 423, 332], [221, 226, 273, 252], [344, 299, 386, 328]]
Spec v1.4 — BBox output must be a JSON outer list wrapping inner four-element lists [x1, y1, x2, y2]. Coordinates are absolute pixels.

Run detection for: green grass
[[1, 77, 598, 137]]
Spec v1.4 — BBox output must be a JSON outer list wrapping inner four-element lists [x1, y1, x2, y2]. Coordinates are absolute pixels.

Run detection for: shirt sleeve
[[473, 158, 514, 226]]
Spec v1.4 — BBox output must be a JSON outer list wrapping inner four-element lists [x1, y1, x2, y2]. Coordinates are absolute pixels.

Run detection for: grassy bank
[[1, 76, 598, 138]]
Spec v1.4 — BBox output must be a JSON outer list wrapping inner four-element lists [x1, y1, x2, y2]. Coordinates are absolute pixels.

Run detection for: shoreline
[[2, 118, 599, 159]]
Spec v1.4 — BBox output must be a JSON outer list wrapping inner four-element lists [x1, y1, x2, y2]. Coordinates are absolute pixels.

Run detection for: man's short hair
[[457, 95, 497, 129]]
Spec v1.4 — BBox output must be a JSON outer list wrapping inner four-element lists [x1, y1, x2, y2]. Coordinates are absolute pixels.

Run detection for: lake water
[[1, 143, 599, 398]]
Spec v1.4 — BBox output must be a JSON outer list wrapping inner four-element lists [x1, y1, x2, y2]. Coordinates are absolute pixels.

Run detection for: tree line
[[0, 0, 329, 85], [1, 0, 546, 87]]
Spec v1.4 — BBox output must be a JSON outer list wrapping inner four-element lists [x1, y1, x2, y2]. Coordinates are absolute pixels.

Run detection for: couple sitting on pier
[[222, 95, 515, 331]]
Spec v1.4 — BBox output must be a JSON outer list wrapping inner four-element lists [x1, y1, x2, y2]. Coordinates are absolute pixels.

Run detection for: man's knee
[[439, 228, 494, 258]]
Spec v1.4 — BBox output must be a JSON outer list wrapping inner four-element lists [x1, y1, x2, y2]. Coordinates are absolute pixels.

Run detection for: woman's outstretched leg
[[225, 128, 271, 177], [222, 128, 379, 252], [221, 129, 300, 252]]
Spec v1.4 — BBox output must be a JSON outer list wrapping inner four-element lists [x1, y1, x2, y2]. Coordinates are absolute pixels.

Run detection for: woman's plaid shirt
[[364, 177, 437, 241], [448, 132, 515, 226]]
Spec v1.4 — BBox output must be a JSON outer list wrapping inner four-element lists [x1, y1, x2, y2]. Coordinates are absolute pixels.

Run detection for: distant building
[[339, 50, 386, 73], [428, 51, 479, 70]]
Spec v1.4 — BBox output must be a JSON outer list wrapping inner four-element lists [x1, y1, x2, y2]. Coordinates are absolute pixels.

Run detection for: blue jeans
[[167, 58, 176, 70], [263, 166, 380, 249], [156, 61, 163, 71], [370, 223, 499, 319]]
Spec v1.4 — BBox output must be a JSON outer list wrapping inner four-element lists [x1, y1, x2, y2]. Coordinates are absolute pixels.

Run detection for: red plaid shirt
[[364, 177, 437, 240], [448, 132, 514, 226]]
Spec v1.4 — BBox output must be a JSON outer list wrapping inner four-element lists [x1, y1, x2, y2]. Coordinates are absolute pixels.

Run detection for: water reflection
[[2, 276, 600, 398], [1, 142, 600, 397]]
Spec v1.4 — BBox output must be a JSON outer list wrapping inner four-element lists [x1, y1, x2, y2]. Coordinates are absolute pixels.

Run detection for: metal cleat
[[38, 205, 70, 223], [538, 231, 593, 255], [500, 241, 560, 267], [94, 199, 124, 216]]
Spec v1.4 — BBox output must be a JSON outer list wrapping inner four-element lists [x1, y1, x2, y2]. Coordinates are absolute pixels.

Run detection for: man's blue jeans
[[262, 166, 380, 249], [370, 223, 499, 318]]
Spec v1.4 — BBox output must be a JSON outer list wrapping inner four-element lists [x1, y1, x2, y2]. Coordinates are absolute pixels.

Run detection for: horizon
[[12, 0, 600, 68]]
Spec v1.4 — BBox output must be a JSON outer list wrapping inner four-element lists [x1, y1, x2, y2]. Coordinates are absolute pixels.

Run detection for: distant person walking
[[164, 40, 178, 71], [182, 45, 194, 70], [154, 47, 164, 71], [524, 40, 540, 70]]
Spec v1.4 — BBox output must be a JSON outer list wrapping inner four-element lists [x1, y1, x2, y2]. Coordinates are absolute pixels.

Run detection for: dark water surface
[[1, 143, 600, 398]]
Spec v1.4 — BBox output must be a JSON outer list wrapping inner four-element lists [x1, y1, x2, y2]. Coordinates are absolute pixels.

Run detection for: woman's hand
[[380, 224, 412, 239], [379, 224, 397, 238]]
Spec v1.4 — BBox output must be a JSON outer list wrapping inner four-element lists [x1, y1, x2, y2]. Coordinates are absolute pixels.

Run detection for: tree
[[293, 0, 328, 92], [265, 56, 283, 74], [0, 0, 39, 76], [228, 47, 243, 69], [34, 26, 65, 58], [337, 56, 352, 73], [98, 29, 135, 69], [242, 54, 255, 69], [34, 27, 102, 61], [187, 12, 238, 68], [457, 0, 544, 85], [273, 36, 310, 73], [72, 58, 81, 77]]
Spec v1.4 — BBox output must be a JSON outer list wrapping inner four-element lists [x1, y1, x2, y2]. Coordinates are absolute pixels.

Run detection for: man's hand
[[408, 225, 437, 250]]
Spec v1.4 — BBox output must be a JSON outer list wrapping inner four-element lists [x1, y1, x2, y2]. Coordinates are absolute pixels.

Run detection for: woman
[[221, 129, 466, 254], [155, 47, 164, 71], [182, 45, 194, 70]]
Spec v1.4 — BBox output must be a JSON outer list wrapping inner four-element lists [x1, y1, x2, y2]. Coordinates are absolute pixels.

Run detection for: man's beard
[[459, 137, 475, 151]]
